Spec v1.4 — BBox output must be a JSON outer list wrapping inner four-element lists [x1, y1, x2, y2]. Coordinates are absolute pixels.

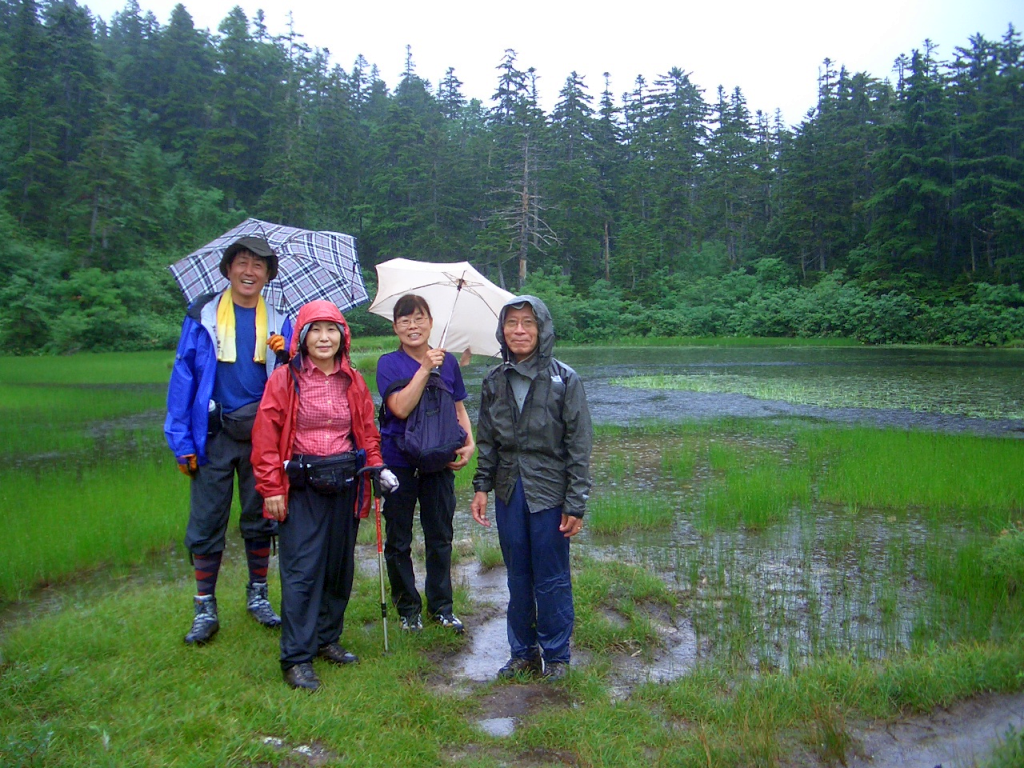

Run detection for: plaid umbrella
[[368, 258, 513, 358], [169, 218, 369, 316]]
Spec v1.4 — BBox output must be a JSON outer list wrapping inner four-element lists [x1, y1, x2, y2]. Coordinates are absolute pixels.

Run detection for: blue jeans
[[495, 478, 574, 663]]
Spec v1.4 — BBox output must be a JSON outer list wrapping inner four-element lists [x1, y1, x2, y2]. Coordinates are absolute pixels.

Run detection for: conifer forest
[[0, 0, 1022, 351]]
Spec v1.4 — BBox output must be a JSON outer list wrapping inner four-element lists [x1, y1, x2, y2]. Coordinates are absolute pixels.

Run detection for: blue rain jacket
[[164, 291, 292, 465]]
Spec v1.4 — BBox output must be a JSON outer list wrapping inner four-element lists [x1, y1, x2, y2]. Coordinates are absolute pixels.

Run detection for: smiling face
[[393, 310, 433, 352], [225, 251, 269, 307], [304, 321, 342, 364], [503, 305, 539, 361]]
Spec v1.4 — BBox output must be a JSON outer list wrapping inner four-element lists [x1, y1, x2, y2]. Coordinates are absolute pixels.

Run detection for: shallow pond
[[9, 345, 1024, 673], [449, 345, 1024, 673]]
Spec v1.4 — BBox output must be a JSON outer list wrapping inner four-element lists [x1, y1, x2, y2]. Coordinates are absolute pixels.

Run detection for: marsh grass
[[0, 352, 171, 459], [1, 563, 475, 768], [474, 539, 504, 569], [986, 725, 1024, 768], [699, 463, 812, 531], [590, 421, 1024, 672], [572, 556, 676, 655], [0, 457, 185, 601], [587, 490, 676, 534], [5, 349, 1024, 766], [796, 427, 1024, 522]]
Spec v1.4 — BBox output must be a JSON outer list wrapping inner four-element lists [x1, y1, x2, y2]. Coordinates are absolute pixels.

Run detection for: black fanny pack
[[220, 401, 260, 442], [288, 452, 357, 495]]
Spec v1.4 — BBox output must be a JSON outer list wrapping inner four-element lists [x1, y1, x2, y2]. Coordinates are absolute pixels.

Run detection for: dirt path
[[840, 693, 1024, 768]]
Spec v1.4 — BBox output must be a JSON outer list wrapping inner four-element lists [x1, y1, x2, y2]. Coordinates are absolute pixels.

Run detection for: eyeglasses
[[503, 317, 537, 330], [395, 315, 430, 329]]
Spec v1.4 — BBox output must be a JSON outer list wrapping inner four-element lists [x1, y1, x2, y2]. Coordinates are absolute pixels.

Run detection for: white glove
[[378, 468, 400, 494]]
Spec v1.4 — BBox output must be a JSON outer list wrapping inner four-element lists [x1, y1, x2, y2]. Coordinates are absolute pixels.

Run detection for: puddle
[[475, 717, 516, 737], [448, 560, 699, 694]]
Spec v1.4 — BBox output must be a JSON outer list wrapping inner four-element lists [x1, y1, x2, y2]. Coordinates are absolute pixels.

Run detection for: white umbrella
[[368, 259, 514, 358]]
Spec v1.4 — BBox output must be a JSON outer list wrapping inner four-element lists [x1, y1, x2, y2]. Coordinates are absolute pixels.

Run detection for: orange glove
[[177, 455, 198, 477], [268, 334, 286, 354]]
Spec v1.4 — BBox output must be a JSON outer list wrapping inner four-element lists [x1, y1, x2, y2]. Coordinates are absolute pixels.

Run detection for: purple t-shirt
[[376, 348, 468, 468]]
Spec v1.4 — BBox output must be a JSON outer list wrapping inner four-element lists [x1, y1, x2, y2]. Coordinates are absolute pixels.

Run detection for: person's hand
[[420, 347, 447, 372], [447, 443, 474, 471], [378, 468, 400, 494], [471, 491, 490, 527], [268, 334, 286, 354], [264, 495, 287, 521], [560, 513, 584, 538], [177, 454, 198, 477]]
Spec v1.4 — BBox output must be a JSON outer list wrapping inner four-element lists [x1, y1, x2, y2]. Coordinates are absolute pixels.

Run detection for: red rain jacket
[[251, 300, 383, 519]]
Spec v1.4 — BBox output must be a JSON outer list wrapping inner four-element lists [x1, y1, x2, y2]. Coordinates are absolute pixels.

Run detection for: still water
[[454, 344, 1024, 671]]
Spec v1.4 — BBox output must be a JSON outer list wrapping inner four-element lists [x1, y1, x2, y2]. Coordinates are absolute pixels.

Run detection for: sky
[[83, 0, 1021, 127]]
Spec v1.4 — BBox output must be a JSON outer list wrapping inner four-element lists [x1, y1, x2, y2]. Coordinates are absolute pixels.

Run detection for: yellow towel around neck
[[216, 289, 269, 363]]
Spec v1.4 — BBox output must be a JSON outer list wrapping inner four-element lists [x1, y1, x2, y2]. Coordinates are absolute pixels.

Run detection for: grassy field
[[2, 351, 1023, 766]]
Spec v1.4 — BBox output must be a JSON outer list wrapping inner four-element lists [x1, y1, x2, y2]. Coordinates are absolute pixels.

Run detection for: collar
[[301, 355, 342, 376]]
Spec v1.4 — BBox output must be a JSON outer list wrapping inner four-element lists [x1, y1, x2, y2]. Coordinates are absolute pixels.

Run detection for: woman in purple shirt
[[376, 294, 475, 633]]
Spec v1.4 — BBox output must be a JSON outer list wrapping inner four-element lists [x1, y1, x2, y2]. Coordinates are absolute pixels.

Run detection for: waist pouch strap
[[220, 401, 260, 442]]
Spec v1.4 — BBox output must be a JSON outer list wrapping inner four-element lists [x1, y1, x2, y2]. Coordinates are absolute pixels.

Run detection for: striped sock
[[194, 551, 223, 596], [245, 538, 271, 584]]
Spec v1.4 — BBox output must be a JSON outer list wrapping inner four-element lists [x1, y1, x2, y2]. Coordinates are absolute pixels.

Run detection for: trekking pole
[[370, 469, 389, 654]]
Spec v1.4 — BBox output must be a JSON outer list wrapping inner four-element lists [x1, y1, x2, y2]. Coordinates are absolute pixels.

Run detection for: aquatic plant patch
[[589, 422, 1024, 669], [612, 371, 1024, 420], [797, 426, 1024, 522], [587, 490, 676, 534]]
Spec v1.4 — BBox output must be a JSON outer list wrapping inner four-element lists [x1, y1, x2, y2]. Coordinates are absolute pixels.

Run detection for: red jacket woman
[[251, 300, 388, 692], [252, 301, 383, 519]]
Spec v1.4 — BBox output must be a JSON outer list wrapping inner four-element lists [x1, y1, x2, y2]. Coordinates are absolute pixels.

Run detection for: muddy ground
[[443, 560, 1024, 768]]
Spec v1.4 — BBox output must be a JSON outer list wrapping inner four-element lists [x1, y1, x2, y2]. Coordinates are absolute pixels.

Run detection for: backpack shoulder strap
[[378, 377, 412, 425]]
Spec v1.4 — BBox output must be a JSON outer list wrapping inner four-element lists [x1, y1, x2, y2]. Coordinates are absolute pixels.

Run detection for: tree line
[[0, 0, 1022, 352]]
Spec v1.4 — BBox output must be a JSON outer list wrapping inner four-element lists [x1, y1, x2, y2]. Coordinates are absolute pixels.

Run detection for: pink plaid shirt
[[292, 357, 354, 456]]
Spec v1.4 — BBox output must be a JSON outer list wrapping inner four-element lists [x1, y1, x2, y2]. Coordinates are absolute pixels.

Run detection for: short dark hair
[[393, 294, 432, 322]]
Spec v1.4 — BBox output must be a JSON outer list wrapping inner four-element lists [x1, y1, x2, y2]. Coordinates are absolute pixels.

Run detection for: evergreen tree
[[547, 71, 603, 282]]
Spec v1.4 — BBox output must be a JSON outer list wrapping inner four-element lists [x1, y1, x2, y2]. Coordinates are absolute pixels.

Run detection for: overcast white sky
[[85, 0, 1021, 127]]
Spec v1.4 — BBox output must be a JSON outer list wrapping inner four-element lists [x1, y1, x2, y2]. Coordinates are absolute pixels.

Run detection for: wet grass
[[588, 420, 1024, 673], [0, 562, 475, 767], [4, 351, 1024, 766], [986, 725, 1024, 768], [572, 557, 676, 655], [0, 352, 170, 458], [0, 458, 186, 602], [587, 491, 676, 534]]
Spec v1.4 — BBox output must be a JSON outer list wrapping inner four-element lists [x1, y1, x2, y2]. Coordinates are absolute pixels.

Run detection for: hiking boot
[[184, 595, 219, 645], [400, 613, 423, 632], [433, 612, 465, 634], [317, 643, 359, 666], [497, 656, 542, 680], [246, 582, 281, 628], [542, 661, 570, 681], [283, 662, 320, 691]]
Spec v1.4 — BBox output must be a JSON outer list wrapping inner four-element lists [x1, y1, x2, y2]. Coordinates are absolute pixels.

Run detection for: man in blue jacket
[[165, 236, 291, 645]]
